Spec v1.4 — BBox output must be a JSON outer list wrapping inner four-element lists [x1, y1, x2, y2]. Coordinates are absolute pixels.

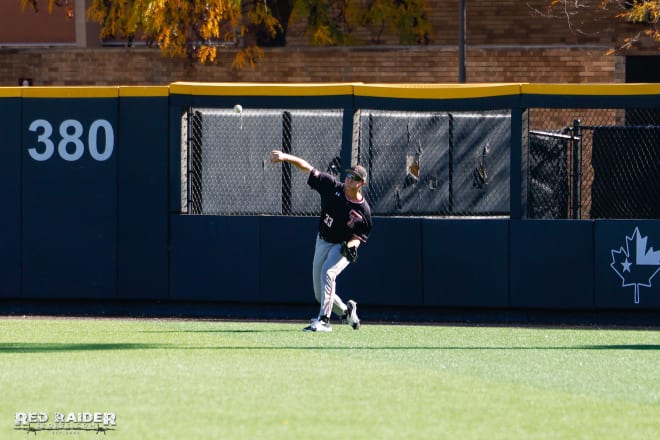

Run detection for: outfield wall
[[1, 83, 659, 313]]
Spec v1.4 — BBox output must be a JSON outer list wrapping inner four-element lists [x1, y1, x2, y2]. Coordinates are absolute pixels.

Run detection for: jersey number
[[323, 214, 334, 228]]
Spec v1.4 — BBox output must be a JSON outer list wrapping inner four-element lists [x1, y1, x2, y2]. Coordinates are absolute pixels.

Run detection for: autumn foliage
[[547, 0, 659, 53], [22, 0, 432, 69]]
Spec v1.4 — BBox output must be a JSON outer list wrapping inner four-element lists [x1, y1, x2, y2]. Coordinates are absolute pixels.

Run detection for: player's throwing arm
[[270, 150, 313, 173]]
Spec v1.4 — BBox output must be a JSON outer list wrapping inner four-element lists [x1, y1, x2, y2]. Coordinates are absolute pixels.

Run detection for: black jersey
[[307, 169, 372, 244]]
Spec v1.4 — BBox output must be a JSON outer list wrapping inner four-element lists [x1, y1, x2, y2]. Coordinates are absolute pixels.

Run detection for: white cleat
[[346, 300, 361, 330], [303, 318, 332, 332]]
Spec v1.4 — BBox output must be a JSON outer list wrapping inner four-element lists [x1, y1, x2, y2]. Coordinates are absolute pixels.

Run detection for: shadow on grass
[[578, 344, 659, 350], [0, 343, 657, 353], [196, 344, 660, 351], [0, 343, 170, 353], [138, 329, 297, 334]]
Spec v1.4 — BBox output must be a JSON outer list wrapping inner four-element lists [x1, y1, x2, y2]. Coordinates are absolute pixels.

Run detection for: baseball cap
[[345, 165, 367, 182]]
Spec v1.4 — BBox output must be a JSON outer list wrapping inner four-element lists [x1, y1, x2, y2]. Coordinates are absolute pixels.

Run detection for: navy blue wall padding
[[169, 215, 260, 301], [423, 219, 509, 307], [0, 97, 21, 297], [340, 217, 424, 306], [509, 220, 594, 308], [3, 87, 659, 313], [117, 96, 169, 299], [258, 216, 317, 303], [594, 221, 660, 308], [21, 98, 118, 298]]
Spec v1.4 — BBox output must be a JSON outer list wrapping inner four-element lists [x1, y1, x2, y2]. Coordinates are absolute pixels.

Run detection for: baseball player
[[270, 150, 372, 332]]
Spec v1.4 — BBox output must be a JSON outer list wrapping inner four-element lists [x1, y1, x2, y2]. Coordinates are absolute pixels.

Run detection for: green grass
[[0, 318, 658, 439]]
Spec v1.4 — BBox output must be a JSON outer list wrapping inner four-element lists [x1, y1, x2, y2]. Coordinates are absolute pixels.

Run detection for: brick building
[[0, 0, 657, 85]]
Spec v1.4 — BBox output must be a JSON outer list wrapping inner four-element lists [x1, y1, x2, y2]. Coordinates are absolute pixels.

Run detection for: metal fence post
[[282, 111, 292, 215], [572, 118, 581, 219]]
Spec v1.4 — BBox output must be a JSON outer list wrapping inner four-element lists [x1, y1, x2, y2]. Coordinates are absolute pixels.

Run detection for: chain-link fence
[[182, 107, 512, 217], [181, 105, 659, 219], [353, 109, 510, 216], [527, 108, 660, 219], [182, 108, 344, 216]]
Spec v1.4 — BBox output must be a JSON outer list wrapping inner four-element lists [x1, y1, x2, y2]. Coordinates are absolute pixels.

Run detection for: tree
[[544, 1, 659, 53], [21, 0, 73, 15], [21, 0, 431, 68]]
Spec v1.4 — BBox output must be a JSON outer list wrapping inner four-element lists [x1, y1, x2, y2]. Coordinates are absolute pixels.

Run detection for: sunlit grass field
[[0, 317, 658, 439]]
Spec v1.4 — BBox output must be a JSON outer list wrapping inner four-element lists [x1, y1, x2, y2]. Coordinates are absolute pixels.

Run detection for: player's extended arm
[[270, 150, 313, 173]]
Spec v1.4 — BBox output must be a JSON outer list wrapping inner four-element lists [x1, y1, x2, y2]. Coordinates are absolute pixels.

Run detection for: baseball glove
[[341, 242, 358, 263]]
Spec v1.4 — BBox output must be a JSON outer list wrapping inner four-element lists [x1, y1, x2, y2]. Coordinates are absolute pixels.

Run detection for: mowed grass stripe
[[0, 318, 657, 439]]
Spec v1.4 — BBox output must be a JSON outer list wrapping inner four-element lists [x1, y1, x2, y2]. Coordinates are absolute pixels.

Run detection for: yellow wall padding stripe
[[522, 83, 660, 96], [4, 83, 659, 99], [0, 88, 23, 97], [353, 83, 523, 99], [170, 82, 359, 97], [21, 87, 119, 98], [119, 86, 170, 97]]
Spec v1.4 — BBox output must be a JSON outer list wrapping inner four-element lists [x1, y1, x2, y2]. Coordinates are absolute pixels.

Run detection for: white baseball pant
[[312, 234, 350, 319]]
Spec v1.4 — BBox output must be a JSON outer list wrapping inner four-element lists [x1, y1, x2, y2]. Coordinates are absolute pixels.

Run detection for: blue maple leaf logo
[[610, 227, 660, 304]]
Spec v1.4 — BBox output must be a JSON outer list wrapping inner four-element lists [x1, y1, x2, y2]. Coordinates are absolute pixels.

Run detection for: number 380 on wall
[[27, 119, 114, 162]]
